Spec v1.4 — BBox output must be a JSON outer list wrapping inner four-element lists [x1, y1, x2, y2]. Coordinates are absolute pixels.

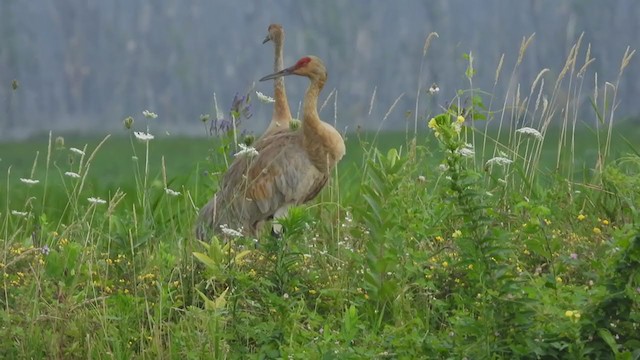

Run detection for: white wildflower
[[417, 175, 426, 182], [516, 127, 543, 140], [164, 187, 181, 196], [234, 143, 259, 157], [453, 121, 463, 134], [87, 197, 107, 205], [134, 131, 154, 142], [142, 110, 158, 119], [255, 91, 275, 104], [65, 171, 81, 179], [219, 224, 243, 238], [456, 144, 475, 157], [427, 83, 440, 95], [438, 163, 449, 172], [11, 210, 28, 217], [69, 147, 85, 156], [485, 156, 513, 167], [20, 178, 39, 185]]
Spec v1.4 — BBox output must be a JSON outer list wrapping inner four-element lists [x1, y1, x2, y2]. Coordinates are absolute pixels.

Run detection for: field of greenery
[[1, 37, 640, 359]]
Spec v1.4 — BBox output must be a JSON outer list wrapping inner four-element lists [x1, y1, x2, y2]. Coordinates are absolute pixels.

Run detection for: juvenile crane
[[197, 55, 345, 238], [261, 23, 293, 136], [195, 24, 295, 240]]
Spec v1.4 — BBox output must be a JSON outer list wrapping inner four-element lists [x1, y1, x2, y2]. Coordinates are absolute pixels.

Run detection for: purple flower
[[570, 253, 578, 260]]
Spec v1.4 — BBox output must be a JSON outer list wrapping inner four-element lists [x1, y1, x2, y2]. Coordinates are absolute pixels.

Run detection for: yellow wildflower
[[593, 227, 602, 235], [442, 261, 449, 268], [452, 230, 462, 238], [601, 219, 610, 225], [456, 115, 465, 123], [467, 264, 473, 270], [435, 236, 444, 242], [556, 276, 563, 284], [308, 289, 317, 295], [428, 117, 437, 129], [544, 219, 552, 225], [565, 310, 574, 318], [577, 214, 586, 221]]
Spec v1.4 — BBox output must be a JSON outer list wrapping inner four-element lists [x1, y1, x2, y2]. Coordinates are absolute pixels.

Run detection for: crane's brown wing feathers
[[244, 133, 325, 216]]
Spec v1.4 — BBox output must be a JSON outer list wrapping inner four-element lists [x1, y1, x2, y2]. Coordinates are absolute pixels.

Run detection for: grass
[[1, 36, 639, 359]]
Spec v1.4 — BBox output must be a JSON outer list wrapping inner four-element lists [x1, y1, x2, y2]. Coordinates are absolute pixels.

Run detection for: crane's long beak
[[259, 66, 294, 81], [262, 35, 271, 44]]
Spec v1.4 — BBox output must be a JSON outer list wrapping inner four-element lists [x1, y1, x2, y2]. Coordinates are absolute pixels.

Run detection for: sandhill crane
[[195, 24, 295, 240], [196, 55, 345, 239]]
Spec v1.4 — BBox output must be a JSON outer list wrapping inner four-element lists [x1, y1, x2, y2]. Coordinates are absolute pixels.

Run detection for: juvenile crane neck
[[271, 40, 292, 126]]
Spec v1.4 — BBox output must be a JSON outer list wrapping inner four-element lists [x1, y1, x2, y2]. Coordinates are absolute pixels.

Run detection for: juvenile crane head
[[259, 56, 327, 82], [263, 23, 284, 44]]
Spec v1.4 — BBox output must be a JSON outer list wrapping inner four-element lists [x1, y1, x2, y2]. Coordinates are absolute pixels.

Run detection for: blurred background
[[0, 0, 638, 141]]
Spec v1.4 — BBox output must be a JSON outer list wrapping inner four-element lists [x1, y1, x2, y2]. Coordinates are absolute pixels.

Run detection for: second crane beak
[[262, 35, 271, 44], [259, 66, 294, 81]]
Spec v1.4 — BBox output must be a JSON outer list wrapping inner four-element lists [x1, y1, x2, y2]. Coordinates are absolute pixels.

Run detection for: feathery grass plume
[[319, 88, 336, 112], [577, 44, 595, 78], [599, 46, 636, 171], [533, 74, 546, 116], [422, 32, 439, 56], [368, 86, 377, 116], [517, 33, 535, 66], [494, 53, 505, 86]]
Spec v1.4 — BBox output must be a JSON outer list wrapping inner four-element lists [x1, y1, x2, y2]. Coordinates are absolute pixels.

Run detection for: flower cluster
[[234, 143, 259, 157]]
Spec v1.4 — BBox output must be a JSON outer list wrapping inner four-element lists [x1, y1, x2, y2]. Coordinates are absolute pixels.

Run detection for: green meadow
[[1, 41, 639, 359]]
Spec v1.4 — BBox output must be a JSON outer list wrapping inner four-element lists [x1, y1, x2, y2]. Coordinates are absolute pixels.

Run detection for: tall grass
[[1, 34, 639, 359]]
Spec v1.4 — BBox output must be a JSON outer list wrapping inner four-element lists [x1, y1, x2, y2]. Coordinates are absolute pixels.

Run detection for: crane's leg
[[271, 205, 290, 238]]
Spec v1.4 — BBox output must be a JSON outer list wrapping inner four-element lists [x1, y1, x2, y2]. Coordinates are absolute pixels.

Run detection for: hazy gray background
[[1, 0, 638, 140]]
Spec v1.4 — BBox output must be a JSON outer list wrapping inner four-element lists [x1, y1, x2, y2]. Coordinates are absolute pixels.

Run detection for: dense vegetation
[[1, 39, 639, 359]]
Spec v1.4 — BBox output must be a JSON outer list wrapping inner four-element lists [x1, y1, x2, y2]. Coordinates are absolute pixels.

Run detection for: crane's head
[[259, 56, 327, 82], [263, 23, 284, 44]]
